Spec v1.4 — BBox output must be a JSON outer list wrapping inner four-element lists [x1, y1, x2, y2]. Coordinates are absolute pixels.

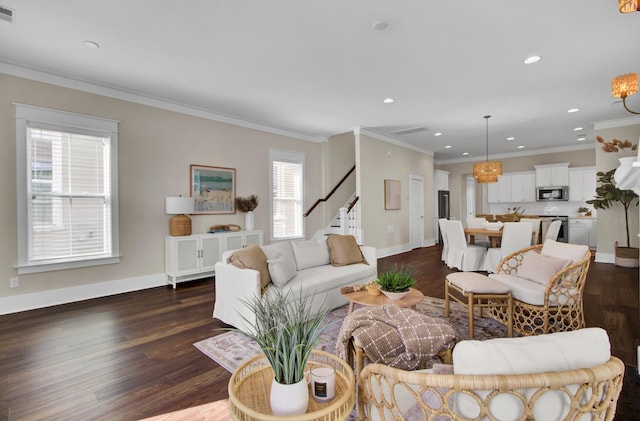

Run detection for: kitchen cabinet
[[569, 218, 596, 249], [488, 174, 512, 202], [535, 163, 570, 187], [435, 169, 449, 191], [510, 172, 536, 202], [569, 167, 596, 202], [165, 230, 263, 288]]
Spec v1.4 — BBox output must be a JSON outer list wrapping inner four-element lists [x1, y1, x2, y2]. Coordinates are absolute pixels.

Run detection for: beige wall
[[358, 134, 434, 250], [436, 149, 596, 221], [319, 132, 356, 229], [593, 125, 640, 255], [0, 73, 327, 298]]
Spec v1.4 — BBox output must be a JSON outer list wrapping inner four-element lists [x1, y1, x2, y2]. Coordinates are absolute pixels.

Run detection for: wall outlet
[[9, 277, 19, 288]]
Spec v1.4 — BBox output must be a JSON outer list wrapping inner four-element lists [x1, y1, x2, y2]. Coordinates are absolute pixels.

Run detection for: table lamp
[[166, 196, 194, 236]]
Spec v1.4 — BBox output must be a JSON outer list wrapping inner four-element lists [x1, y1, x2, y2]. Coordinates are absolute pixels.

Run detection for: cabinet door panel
[[176, 238, 199, 273], [224, 233, 244, 251], [245, 232, 263, 247], [201, 236, 222, 270]]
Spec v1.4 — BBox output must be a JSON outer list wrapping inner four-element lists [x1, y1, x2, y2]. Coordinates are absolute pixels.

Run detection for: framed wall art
[[190, 164, 236, 214], [384, 179, 401, 210]]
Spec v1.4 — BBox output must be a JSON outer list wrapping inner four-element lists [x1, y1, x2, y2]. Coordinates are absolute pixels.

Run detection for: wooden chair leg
[[444, 280, 450, 317], [468, 292, 475, 339]]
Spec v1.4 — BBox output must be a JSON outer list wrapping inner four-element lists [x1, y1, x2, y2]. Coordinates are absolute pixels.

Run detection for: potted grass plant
[[235, 289, 329, 415], [376, 263, 417, 300]]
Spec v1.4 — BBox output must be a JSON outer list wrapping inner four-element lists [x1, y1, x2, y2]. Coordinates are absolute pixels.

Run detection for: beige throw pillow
[[517, 251, 571, 285], [326, 234, 367, 266], [227, 244, 270, 290]]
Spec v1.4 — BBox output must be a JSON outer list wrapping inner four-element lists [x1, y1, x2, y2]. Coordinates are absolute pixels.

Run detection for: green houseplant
[[586, 168, 639, 267], [235, 289, 329, 415], [376, 263, 417, 299]]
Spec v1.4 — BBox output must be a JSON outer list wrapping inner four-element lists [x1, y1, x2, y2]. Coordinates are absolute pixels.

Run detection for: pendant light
[[473, 115, 502, 184]]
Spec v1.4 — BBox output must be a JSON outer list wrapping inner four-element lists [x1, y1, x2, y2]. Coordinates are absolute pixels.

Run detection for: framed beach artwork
[[384, 179, 401, 210], [190, 165, 236, 214]]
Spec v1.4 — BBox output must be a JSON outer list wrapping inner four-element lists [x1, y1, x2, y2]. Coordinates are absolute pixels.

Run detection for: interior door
[[466, 176, 476, 220], [410, 174, 424, 249]]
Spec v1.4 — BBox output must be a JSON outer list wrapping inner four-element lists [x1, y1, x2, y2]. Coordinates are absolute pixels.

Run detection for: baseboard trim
[[0, 273, 167, 315], [377, 239, 436, 259], [595, 252, 615, 264]]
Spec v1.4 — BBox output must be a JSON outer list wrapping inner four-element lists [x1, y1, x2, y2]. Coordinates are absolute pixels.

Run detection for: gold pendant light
[[473, 115, 502, 184], [619, 0, 640, 13]]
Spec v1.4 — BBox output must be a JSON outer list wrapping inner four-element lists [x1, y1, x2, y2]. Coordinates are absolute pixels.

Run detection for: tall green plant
[[376, 263, 417, 293], [235, 289, 328, 385], [586, 168, 639, 247]]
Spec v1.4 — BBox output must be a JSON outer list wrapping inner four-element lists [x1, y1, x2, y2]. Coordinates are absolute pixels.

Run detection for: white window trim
[[269, 149, 305, 242], [15, 103, 120, 274]]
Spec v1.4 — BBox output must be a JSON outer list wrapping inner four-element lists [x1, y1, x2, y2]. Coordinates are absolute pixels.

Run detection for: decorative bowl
[[380, 289, 410, 300], [483, 221, 504, 231], [367, 284, 381, 296]]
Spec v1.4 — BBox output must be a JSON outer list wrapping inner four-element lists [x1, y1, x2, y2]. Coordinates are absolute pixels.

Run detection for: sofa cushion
[[227, 244, 270, 290], [290, 239, 331, 270], [261, 242, 297, 287], [489, 273, 546, 305], [541, 239, 589, 264], [517, 251, 571, 285], [326, 234, 367, 266], [278, 262, 377, 296]]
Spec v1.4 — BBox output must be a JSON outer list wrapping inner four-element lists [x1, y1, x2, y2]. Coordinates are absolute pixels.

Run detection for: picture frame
[[190, 165, 236, 214], [384, 179, 401, 210]]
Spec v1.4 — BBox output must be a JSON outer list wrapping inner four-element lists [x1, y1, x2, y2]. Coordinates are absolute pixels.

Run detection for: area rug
[[194, 296, 509, 373]]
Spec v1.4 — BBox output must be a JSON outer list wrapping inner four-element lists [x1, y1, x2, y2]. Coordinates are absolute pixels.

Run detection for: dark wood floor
[[1, 245, 638, 420]]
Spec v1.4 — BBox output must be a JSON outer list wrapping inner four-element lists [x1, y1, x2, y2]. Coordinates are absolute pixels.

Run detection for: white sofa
[[213, 236, 377, 330]]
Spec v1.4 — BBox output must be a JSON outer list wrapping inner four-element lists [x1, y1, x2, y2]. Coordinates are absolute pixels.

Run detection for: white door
[[466, 176, 476, 220], [410, 174, 424, 249]]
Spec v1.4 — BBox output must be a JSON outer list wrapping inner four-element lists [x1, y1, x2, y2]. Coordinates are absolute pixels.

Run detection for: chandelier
[[473, 115, 502, 184], [612, 73, 640, 115], [619, 0, 640, 13]]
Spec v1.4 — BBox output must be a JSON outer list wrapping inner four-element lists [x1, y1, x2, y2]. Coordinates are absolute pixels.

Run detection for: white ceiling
[[1, 1, 640, 163]]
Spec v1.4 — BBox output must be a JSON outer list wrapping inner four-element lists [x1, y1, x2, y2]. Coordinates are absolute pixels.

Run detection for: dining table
[[464, 227, 505, 248]]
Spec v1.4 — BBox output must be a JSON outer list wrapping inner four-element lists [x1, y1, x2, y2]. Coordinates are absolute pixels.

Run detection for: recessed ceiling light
[[506, 137, 515, 141], [567, 108, 580, 113], [434, 132, 443, 136], [462, 152, 469, 156], [372, 21, 389, 31], [444, 145, 452, 149], [523, 55, 541, 64], [577, 136, 586, 141], [83, 40, 100, 49], [383, 98, 394, 104], [517, 145, 525, 149], [573, 127, 583, 131]]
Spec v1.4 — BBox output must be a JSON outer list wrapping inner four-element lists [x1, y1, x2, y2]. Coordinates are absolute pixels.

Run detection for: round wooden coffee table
[[341, 287, 424, 314]]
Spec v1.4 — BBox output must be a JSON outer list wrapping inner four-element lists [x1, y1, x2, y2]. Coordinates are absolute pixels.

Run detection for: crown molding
[[357, 127, 435, 156], [434, 143, 595, 165]]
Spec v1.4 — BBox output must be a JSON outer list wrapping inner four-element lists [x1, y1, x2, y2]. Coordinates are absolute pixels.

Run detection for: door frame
[[409, 173, 424, 249]]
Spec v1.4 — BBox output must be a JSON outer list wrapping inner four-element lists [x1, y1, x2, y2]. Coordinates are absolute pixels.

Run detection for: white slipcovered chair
[[438, 218, 449, 262], [544, 219, 562, 241], [519, 217, 541, 245], [358, 328, 624, 421], [444, 219, 486, 272], [465, 216, 490, 247], [482, 222, 533, 273]]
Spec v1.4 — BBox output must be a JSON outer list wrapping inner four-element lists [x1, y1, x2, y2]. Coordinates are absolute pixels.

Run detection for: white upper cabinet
[[569, 167, 596, 202], [488, 174, 512, 202], [510, 172, 536, 202], [535, 163, 570, 187], [435, 170, 449, 191]]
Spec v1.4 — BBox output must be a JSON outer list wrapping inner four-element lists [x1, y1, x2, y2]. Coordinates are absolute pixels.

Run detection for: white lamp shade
[[165, 196, 194, 215]]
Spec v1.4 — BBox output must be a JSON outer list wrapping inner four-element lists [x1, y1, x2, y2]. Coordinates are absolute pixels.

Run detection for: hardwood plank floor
[[0, 245, 638, 420]]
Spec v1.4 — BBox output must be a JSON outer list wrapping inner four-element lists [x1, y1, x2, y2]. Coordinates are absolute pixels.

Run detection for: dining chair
[[465, 216, 491, 247], [483, 222, 533, 273], [519, 217, 541, 245], [438, 218, 450, 262], [444, 219, 486, 272], [544, 220, 562, 242]]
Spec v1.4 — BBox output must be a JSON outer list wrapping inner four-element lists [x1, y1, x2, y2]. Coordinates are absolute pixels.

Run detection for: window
[[16, 104, 119, 274], [269, 149, 304, 240]]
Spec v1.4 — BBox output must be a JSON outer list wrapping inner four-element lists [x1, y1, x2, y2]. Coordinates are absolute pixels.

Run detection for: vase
[[245, 211, 255, 231], [380, 289, 410, 300], [270, 377, 308, 416]]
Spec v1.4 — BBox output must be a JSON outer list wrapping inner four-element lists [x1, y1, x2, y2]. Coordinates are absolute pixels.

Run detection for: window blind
[[271, 152, 304, 239]]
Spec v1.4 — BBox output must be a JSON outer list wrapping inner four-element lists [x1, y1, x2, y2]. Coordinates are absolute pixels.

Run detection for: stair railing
[[304, 165, 355, 217]]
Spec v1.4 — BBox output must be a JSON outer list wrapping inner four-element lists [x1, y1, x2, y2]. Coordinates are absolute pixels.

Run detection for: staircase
[[313, 193, 361, 243]]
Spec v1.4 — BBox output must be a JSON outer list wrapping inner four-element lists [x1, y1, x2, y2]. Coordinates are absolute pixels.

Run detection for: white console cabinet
[[165, 230, 263, 288]]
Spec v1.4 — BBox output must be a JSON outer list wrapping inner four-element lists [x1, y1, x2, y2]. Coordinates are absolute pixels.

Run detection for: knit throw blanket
[[335, 305, 459, 371]]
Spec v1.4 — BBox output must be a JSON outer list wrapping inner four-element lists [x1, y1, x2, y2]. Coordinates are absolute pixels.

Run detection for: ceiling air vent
[[392, 126, 427, 136], [0, 5, 14, 23]]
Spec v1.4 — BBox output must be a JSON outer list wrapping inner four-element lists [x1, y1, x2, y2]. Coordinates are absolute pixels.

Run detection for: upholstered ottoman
[[445, 272, 513, 338]]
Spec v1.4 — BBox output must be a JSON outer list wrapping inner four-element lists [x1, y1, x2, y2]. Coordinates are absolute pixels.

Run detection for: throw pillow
[[267, 253, 297, 287], [227, 244, 270, 290], [326, 234, 367, 266], [541, 239, 589, 264], [517, 251, 571, 285], [290, 239, 331, 270]]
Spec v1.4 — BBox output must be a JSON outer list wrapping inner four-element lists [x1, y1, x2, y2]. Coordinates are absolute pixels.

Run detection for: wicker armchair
[[358, 356, 624, 421], [487, 243, 591, 336]]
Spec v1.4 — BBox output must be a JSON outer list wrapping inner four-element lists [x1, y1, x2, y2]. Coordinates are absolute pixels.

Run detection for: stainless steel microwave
[[536, 186, 569, 201]]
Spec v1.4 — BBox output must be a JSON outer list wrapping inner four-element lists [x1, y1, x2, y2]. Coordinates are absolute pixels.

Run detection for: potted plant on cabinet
[[376, 263, 417, 300], [587, 168, 639, 267], [235, 194, 259, 231], [235, 289, 329, 416]]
